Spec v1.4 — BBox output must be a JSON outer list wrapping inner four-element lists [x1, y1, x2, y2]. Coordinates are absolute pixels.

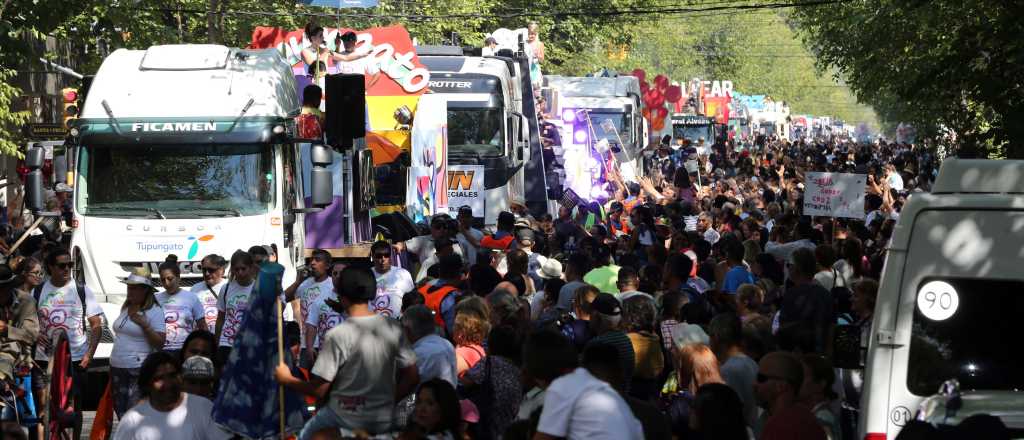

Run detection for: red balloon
[[654, 74, 668, 89], [631, 68, 646, 83], [640, 81, 650, 94], [665, 85, 683, 103], [653, 96, 666, 108], [656, 106, 669, 119]]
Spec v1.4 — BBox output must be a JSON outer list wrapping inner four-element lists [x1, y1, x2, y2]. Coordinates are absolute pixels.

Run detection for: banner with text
[[445, 165, 485, 217], [803, 172, 866, 219]]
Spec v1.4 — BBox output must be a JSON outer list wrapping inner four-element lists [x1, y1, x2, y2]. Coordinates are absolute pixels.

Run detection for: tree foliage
[[563, 10, 877, 128], [789, 0, 1024, 157]]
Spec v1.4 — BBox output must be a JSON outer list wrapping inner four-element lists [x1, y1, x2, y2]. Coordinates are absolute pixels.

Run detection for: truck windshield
[[673, 125, 712, 143], [447, 108, 504, 156], [590, 112, 632, 147], [907, 278, 1024, 394], [77, 144, 274, 217]]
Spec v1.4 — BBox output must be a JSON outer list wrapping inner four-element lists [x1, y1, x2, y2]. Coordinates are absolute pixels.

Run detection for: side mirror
[[24, 145, 46, 212], [832, 324, 865, 369], [53, 153, 68, 189], [310, 143, 333, 208]]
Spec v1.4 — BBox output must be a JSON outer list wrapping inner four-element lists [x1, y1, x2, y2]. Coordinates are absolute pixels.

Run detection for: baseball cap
[[182, 356, 215, 381], [591, 293, 621, 316]]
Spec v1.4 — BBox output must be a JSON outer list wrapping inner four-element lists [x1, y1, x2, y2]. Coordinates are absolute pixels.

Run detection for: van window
[[908, 278, 1024, 395]]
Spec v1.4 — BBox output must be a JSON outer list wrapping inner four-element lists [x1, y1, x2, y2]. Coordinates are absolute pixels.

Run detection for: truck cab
[[671, 114, 716, 151], [543, 75, 645, 185], [63, 44, 327, 303], [417, 46, 528, 226], [850, 159, 1024, 439]]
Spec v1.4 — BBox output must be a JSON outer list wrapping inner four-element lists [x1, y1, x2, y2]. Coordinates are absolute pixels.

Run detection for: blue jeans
[[298, 406, 393, 440]]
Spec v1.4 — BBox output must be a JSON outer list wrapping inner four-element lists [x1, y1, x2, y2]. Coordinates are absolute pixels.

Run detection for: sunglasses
[[54, 262, 74, 270], [372, 253, 391, 259], [28, 271, 44, 277], [201, 266, 221, 273]]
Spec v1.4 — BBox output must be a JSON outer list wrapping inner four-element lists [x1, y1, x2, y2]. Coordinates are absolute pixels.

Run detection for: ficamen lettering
[[130, 122, 217, 132]]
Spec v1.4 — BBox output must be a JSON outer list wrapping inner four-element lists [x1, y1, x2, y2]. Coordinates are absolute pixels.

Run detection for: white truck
[[416, 46, 533, 225], [49, 44, 334, 301], [846, 158, 1024, 439], [542, 75, 646, 200]]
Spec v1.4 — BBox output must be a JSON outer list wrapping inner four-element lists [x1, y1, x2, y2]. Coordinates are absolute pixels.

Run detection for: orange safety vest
[[480, 234, 514, 250], [417, 283, 458, 329]]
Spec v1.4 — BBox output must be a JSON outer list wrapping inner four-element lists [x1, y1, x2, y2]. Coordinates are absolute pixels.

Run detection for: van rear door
[[886, 207, 1024, 436]]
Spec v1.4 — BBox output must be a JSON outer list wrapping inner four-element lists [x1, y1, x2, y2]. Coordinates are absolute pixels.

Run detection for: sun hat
[[534, 258, 563, 280], [121, 266, 156, 290]]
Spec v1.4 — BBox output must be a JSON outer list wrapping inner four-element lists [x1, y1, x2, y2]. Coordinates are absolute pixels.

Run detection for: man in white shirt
[[285, 249, 334, 365], [534, 346, 645, 440], [113, 352, 230, 440], [369, 241, 414, 318], [395, 215, 463, 282], [455, 206, 483, 267], [765, 221, 817, 264], [35, 249, 104, 440]]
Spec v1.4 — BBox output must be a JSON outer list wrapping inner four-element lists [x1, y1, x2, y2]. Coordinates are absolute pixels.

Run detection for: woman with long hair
[[13, 256, 45, 293], [664, 343, 725, 438], [155, 255, 207, 357], [453, 296, 491, 377], [214, 250, 257, 367], [110, 266, 166, 418], [402, 378, 463, 440], [502, 249, 535, 297]]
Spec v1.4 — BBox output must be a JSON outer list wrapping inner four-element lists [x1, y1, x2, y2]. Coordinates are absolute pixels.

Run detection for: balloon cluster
[[632, 68, 683, 132]]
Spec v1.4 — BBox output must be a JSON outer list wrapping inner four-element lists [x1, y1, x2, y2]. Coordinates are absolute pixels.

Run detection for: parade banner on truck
[[407, 94, 448, 223], [803, 172, 866, 219], [446, 165, 485, 217], [251, 25, 428, 131]]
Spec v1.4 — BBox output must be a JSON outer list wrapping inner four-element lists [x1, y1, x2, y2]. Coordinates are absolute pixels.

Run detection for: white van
[[852, 159, 1024, 439]]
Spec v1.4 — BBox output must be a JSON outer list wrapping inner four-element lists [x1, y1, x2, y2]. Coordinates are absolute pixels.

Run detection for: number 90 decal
[[917, 280, 959, 321]]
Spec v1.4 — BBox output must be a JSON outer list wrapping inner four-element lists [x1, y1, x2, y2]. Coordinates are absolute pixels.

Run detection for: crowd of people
[[1, 121, 954, 440]]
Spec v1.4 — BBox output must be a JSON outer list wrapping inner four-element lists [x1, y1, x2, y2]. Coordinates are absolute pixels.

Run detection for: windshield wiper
[[194, 208, 243, 217], [160, 207, 244, 217], [88, 206, 166, 219]]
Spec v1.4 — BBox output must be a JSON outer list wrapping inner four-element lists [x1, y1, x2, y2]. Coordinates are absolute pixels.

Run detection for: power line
[[110, 0, 848, 21]]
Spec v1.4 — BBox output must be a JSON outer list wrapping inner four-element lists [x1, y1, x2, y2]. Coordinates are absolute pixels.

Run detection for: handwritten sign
[[803, 172, 866, 219]]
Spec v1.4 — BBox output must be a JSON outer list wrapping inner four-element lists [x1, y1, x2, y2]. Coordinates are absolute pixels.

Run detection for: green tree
[[789, 0, 1024, 156], [0, 69, 30, 157]]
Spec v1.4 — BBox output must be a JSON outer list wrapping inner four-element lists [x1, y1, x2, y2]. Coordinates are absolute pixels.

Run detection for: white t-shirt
[[190, 280, 227, 331], [537, 367, 644, 440], [113, 393, 232, 440], [457, 228, 484, 266], [111, 306, 167, 369], [305, 290, 345, 350], [406, 235, 464, 281], [336, 54, 366, 75], [371, 267, 414, 318], [35, 281, 104, 361], [296, 276, 334, 349], [155, 290, 206, 351], [215, 281, 256, 347]]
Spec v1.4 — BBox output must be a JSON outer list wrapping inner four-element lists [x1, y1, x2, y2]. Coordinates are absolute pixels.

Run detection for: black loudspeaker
[[371, 212, 419, 242], [325, 73, 366, 148]]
